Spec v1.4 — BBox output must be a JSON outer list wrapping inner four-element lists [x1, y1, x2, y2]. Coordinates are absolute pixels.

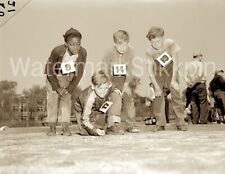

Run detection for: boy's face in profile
[[65, 37, 81, 55], [114, 40, 128, 54], [150, 37, 164, 50], [94, 83, 110, 98]]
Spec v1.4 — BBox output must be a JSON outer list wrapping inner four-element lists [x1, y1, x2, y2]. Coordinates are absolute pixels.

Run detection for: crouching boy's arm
[[170, 52, 180, 91], [74, 98, 83, 131], [82, 94, 105, 136], [146, 55, 162, 97], [45, 49, 61, 91]]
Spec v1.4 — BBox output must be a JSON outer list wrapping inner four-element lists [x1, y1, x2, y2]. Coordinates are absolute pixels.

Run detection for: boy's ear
[[64, 42, 68, 47]]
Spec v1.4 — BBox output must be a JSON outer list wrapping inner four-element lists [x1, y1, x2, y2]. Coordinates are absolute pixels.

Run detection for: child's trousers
[[152, 73, 186, 127], [46, 76, 71, 123], [121, 92, 136, 124]]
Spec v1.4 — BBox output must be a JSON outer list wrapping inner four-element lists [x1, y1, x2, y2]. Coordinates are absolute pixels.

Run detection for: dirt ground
[[0, 123, 225, 174]]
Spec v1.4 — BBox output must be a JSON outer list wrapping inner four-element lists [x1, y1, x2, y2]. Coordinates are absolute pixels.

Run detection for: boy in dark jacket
[[44, 28, 87, 136]]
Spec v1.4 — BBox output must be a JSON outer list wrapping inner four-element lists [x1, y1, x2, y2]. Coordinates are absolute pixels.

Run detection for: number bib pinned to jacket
[[61, 61, 76, 74], [156, 52, 173, 67], [112, 64, 127, 76], [99, 101, 113, 113]]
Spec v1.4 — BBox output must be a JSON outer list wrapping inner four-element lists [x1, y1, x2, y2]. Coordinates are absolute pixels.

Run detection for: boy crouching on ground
[[45, 28, 87, 136], [74, 70, 124, 136]]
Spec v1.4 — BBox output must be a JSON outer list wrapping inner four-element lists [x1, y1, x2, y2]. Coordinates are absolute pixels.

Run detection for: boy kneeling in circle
[[74, 70, 124, 136]]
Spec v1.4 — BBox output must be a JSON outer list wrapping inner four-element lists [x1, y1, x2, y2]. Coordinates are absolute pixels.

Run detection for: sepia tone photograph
[[0, 0, 225, 173]]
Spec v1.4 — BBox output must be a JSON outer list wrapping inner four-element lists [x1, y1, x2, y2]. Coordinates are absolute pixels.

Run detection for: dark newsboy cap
[[63, 28, 82, 41]]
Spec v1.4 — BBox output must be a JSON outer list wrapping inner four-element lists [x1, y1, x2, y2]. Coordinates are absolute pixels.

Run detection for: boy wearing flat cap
[[44, 28, 87, 136]]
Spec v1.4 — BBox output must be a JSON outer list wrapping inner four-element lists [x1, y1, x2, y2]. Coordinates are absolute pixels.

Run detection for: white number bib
[[156, 52, 173, 67], [112, 64, 127, 76], [61, 61, 76, 74], [99, 101, 113, 113]]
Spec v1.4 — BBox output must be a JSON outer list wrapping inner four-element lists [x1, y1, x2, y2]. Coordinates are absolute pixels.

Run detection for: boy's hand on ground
[[95, 128, 105, 136]]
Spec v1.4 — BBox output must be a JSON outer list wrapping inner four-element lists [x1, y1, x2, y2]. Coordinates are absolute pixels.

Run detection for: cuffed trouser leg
[[46, 79, 58, 123], [58, 94, 71, 123], [122, 92, 136, 123], [153, 95, 167, 127], [153, 72, 186, 127], [57, 74, 72, 123], [170, 87, 186, 126], [153, 74, 167, 127]]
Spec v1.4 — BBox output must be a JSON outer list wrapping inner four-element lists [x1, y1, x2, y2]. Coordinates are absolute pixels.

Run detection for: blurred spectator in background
[[185, 51, 209, 124], [209, 69, 225, 123]]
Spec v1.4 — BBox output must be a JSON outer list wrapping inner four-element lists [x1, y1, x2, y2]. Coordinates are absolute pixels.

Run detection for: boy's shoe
[[61, 123, 72, 136], [145, 117, 157, 125], [145, 117, 152, 125], [217, 119, 222, 124], [176, 125, 188, 131], [152, 118, 157, 125], [106, 123, 125, 135], [152, 125, 165, 132], [47, 123, 56, 136]]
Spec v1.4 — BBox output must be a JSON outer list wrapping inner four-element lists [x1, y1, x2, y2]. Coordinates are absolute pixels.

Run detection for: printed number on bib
[[61, 61, 76, 74], [113, 64, 127, 76], [99, 101, 113, 113], [156, 52, 173, 67]]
